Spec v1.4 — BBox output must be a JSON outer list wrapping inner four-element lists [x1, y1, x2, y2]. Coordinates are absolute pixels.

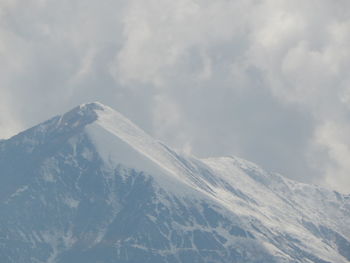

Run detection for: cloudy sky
[[1, 0, 350, 193]]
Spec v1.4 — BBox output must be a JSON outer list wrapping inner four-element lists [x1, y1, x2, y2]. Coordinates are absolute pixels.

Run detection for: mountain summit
[[0, 103, 349, 263]]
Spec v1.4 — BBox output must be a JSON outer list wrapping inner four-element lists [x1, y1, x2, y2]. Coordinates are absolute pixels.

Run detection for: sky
[[1, 0, 350, 193]]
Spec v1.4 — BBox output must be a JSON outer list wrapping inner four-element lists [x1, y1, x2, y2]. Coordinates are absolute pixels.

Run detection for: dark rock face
[[0, 103, 349, 263]]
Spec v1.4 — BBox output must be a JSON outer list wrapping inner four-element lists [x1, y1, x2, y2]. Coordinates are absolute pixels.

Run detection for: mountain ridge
[[0, 102, 349, 263]]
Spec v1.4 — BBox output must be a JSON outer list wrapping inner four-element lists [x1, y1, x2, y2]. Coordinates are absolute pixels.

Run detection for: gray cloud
[[1, 0, 350, 192]]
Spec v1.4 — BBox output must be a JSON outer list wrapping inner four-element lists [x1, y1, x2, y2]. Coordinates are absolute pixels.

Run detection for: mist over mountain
[[0, 102, 349, 263]]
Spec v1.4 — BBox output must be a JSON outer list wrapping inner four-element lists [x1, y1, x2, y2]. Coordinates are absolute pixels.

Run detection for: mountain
[[0, 102, 349, 263]]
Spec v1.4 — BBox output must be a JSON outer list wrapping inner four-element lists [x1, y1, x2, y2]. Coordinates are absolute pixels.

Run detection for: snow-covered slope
[[0, 102, 349, 263]]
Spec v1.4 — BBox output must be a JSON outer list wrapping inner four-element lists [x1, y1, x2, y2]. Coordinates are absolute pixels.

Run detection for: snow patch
[[63, 196, 80, 209]]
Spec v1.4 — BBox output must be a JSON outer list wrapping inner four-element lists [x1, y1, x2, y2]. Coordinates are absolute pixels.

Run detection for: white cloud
[[114, 0, 253, 86], [0, 91, 22, 139], [313, 122, 350, 193]]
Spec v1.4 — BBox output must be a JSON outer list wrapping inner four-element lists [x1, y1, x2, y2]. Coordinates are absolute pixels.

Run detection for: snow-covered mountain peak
[[16, 102, 211, 196], [1, 102, 350, 263], [58, 101, 145, 138], [84, 103, 218, 196], [57, 102, 108, 127], [52, 101, 122, 127]]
